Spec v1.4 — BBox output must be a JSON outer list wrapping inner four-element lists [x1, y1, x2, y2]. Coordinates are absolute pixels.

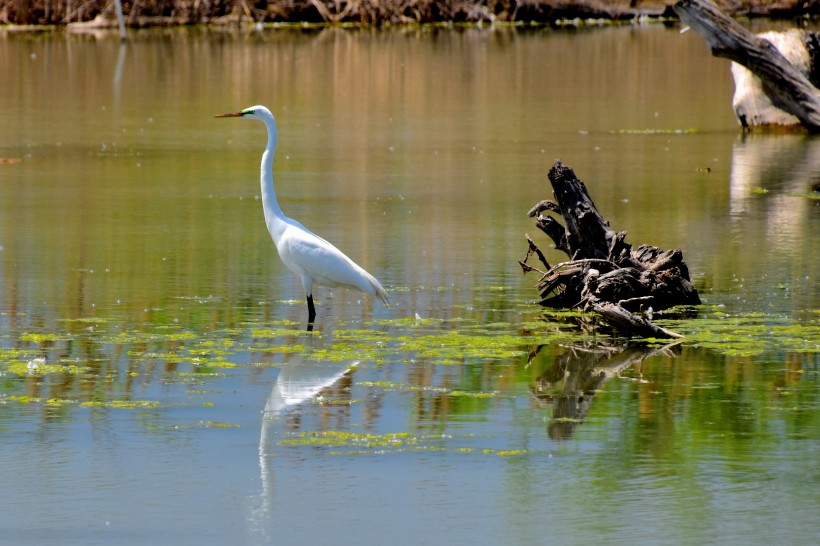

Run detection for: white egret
[[216, 105, 389, 326]]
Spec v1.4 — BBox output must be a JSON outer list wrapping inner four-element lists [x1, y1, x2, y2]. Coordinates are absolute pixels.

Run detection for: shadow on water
[[528, 341, 682, 441]]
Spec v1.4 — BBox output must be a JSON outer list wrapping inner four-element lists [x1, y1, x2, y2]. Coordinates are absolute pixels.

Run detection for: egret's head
[[215, 105, 273, 121]]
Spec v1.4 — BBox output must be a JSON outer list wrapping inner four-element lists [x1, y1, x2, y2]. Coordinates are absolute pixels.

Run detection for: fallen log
[[674, 0, 820, 132], [590, 301, 684, 339], [520, 160, 700, 339]]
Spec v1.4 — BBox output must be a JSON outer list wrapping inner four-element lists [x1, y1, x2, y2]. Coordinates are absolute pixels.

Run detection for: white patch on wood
[[731, 29, 812, 129]]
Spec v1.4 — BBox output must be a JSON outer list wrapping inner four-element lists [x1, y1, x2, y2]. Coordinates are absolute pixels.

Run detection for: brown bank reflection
[[528, 342, 682, 440]]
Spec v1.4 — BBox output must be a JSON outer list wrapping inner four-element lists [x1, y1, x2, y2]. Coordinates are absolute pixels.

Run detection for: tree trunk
[[674, 0, 820, 132]]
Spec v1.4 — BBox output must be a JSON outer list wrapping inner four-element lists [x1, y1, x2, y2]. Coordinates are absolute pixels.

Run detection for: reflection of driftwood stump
[[529, 341, 682, 440], [520, 160, 700, 339]]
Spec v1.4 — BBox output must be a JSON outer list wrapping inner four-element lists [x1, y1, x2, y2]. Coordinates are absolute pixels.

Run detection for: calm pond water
[[1, 23, 818, 545]]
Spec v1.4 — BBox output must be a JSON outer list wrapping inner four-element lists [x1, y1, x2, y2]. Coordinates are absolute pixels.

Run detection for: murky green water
[[1, 24, 818, 545]]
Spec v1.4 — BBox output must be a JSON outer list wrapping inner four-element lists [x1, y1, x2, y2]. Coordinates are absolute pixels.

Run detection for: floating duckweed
[[279, 431, 525, 456], [59, 317, 110, 324], [104, 330, 196, 344], [409, 331, 528, 362], [373, 316, 447, 327], [449, 390, 497, 398], [177, 371, 227, 378], [81, 400, 161, 409], [327, 445, 528, 457], [20, 332, 68, 344], [357, 381, 454, 394], [4, 360, 91, 377], [358, 381, 419, 391], [280, 430, 417, 448], [3, 394, 40, 405], [277, 299, 306, 306], [201, 360, 238, 369], [140, 351, 184, 360], [320, 398, 362, 406], [251, 327, 303, 339], [310, 347, 377, 362], [3, 395, 160, 410], [4, 306, 812, 424], [256, 344, 309, 355], [161, 420, 239, 431], [358, 381, 403, 388], [657, 311, 820, 356], [483, 449, 526, 456], [0, 348, 30, 360], [335, 328, 391, 339], [199, 421, 240, 428]]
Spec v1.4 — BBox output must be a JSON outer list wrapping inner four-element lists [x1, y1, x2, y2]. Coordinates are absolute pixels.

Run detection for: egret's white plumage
[[216, 105, 388, 325]]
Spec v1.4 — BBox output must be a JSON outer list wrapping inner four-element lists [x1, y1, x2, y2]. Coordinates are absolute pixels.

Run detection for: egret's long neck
[[260, 118, 288, 243]]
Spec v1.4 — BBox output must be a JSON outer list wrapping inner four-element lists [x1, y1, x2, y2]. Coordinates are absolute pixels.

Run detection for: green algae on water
[[81, 399, 162, 409], [279, 430, 417, 448], [656, 310, 820, 356]]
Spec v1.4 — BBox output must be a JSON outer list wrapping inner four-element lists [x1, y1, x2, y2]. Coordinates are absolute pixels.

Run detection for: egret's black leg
[[307, 294, 316, 326]]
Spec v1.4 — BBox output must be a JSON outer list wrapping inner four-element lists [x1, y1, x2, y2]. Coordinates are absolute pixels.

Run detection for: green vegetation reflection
[[1, 305, 817, 423]]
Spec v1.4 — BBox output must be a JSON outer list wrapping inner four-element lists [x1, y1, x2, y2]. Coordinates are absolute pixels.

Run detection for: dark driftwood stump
[[520, 160, 700, 339]]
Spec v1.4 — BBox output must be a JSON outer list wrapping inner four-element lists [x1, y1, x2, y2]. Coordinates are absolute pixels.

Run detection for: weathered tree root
[[521, 160, 700, 339]]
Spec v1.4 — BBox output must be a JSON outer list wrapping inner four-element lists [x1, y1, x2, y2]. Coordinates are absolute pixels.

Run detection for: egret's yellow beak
[[215, 111, 245, 118]]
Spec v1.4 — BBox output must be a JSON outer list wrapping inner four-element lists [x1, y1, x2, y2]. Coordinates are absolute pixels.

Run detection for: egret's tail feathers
[[361, 268, 390, 309], [370, 276, 390, 308]]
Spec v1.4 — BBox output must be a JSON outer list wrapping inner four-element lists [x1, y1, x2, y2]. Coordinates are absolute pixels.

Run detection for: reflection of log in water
[[529, 342, 681, 440], [730, 136, 820, 249]]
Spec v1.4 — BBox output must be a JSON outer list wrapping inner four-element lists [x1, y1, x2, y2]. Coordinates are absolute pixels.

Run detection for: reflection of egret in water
[[262, 358, 359, 417], [528, 342, 681, 441], [251, 344, 361, 541], [730, 135, 820, 250]]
